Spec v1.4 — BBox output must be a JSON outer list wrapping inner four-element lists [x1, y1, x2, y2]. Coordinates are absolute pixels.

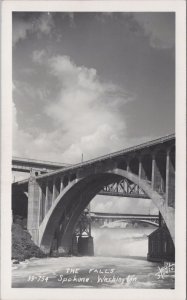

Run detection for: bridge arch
[[38, 168, 174, 254]]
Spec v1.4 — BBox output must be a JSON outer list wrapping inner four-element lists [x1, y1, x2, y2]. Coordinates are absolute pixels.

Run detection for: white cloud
[[32, 49, 47, 64], [61, 124, 122, 162], [13, 54, 131, 164], [67, 13, 75, 28], [36, 13, 54, 35], [13, 13, 54, 46], [43, 55, 129, 162], [14, 80, 48, 103], [12, 54, 154, 215], [13, 19, 33, 46], [12, 101, 32, 157]]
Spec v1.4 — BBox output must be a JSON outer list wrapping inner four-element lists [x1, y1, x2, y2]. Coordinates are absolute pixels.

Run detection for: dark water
[[12, 226, 175, 289]]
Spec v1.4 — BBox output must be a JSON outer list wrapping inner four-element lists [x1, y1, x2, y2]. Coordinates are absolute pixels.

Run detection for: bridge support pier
[[77, 236, 94, 256], [27, 174, 41, 245], [71, 234, 78, 255], [147, 224, 175, 262], [166, 149, 175, 208]]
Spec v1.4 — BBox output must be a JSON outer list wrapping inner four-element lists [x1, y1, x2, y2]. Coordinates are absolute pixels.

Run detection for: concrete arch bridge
[[12, 134, 175, 258]]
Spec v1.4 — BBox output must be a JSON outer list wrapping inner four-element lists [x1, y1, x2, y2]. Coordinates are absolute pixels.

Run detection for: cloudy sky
[[12, 12, 175, 214]]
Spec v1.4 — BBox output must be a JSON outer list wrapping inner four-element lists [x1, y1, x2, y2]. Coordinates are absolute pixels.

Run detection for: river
[[12, 224, 175, 289]]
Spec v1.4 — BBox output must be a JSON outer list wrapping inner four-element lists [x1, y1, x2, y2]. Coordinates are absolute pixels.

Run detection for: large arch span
[[38, 168, 175, 255]]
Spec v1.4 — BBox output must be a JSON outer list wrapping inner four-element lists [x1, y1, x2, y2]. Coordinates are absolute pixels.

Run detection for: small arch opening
[[141, 154, 152, 181], [48, 180, 53, 195], [55, 177, 61, 194], [63, 176, 69, 187], [129, 157, 139, 175], [170, 147, 175, 170], [70, 173, 76, 182], [155, 149, 167, 193], [117, 160, 127, 170]]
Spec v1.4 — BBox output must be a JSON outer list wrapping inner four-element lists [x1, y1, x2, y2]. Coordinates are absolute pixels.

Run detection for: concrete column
[[52, 179, 57, 203], [49, 183, 53, 207], [39, 182, 46, 224], [45, 181, 53, 214], [139, 159, 146, 180], [60, 177, 64, 191], [27, 175, 41, 245], [151, 155, 156, 189], [151, 155, 165, 194], [45, 184, 49, 215], [71, 234, 78, 255], [39, 184, 43, 224], [159, 211, 162, 227], [166, 150, 175, 208]]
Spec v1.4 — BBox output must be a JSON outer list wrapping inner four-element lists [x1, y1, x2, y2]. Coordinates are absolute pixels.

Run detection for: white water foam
[[92, 226, 156, 257]]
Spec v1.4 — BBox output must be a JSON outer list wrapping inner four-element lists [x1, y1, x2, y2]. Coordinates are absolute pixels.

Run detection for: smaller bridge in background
[[12, 157, 71, 174], [75, 211, 159, 239], [89, 212, 159, 227]]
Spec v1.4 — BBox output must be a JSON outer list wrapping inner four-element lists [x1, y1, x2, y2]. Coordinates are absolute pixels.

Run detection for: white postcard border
[[1, 1, 186, 300]]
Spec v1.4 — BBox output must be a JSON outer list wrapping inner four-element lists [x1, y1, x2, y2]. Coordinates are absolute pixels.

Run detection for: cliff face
[[12, 223, 46, 262]]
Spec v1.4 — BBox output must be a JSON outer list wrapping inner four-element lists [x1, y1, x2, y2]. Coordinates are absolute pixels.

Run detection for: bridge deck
[[14, 133, 175, 185]]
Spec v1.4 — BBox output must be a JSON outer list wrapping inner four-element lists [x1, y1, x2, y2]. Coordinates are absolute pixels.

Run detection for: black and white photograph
[[0, 1, 186, 300]]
